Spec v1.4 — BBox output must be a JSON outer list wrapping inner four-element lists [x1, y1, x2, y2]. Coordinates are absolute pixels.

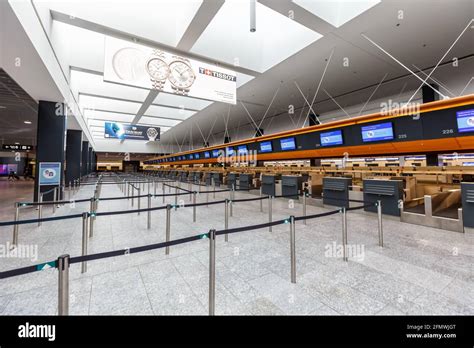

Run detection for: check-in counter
[[461, 182, 474, 229], [281, 175, 305, 199], [204, 172, 212, 186], [363, 179, 403, 216], [323, 177, 352, 208], [262, 174, 281, 196], [212, 172, 223, 187], [238, 173, 253, 190], [227, 173, 238, 189], [193, 171, 202, 184]]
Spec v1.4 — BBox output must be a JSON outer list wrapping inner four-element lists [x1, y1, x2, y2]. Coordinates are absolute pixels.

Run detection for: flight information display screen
[[280, 137, 296, 151], [237, 145, 248, 155], [187, 154, 193, 160], [194, 153, 200, 159], [456, 109, 474, 133], [212, 149, 220, 157], [204, 152, 210, 158], [361, 122, 394, 142], [320, 130, 343, 147], [226, 147, 234, 156], [259, 141, 273, 153]]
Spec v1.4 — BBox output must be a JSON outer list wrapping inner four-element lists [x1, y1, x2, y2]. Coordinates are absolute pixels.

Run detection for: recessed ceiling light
[[0, 106, 6, 109], [24, 120, 32, 124], [14, 142, 20, 144]]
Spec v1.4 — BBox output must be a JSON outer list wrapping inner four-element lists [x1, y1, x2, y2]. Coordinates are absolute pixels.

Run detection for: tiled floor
[[0, 180, 473, 315]]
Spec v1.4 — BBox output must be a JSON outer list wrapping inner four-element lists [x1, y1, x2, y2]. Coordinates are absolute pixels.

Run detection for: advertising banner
[[38, 162, 61, 186], [104, 36, 237, 104], [104, 122, 160, 141]]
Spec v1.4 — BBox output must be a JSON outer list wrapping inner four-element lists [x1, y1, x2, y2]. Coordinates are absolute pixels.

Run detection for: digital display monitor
[[456, 109, 474, 133], [361, 122, 394, 142], [212, 149, 220, 158], [259, 141, 273, 153], [194, 153, 200, 159], [237, 145, 248, 155], [204, 151, 210, 158], [320, 130, 343, 147], [187, 154, 193, 160], [0, 164, 8, 175], [280, 137, 296, 151], [463, 162, 474, 166], [226, 147, 234, 156]]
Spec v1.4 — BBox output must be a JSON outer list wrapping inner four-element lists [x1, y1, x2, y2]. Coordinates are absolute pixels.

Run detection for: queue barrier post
[[53, 187, 57, 214], [213, 178, 216, 199], [137, 187, 141, 216], [162, 183, 165, 204], [12, 202, 20, 246], [147, 194, 151, 230], [165, 204, 171, 255], [290, 215, 296, 283], [174, 187, 178, 211], [303, 191, 307, 225], [209, 229, 216, 316], [224, 199, 229, 242], [230, 184, 234, 217], [268, 196, 273, 232], [189, 182, 192, 201], [68, 181, 72, 201], [342, 207, 348, 262], [38, 194, 43, 227], [193, 191, 197, 222], [57, 254, 70, 316], [89, 197, 95, 238], [260, 187, 263, 212], [131, 185, 134, 207], [81, 212, 88, 273], [377, 200, 383, 247]]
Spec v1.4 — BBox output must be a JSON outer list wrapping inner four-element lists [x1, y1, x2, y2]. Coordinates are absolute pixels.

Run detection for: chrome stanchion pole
[[213, 178, 216, 199], [268, 196, 273, 232], [377, 200, 383, 247], [68, 181, 71, 201], [162, 183, 165, 204], [53, 187, 57, 214], [193, 191, 197, 222], [12, 202, 19, 246], [342, 207, 348, 262], [209, 229, 216, 316], [137, 187, 141, 216], [230, 184, 235, 217], [303, 192, 307, 225], [174, 186, 178, 211], [131, 186, 135, 207], [260, 187, 263, 212], [58, 254, 70, 316], [38, 194, 43, 227], [89, 197, 95, 238], [189, 181, 192, 201], [154, 179, 157, 196], [81, 212, 88, 273], [290, 215, 296, 283], [224, 199, 229, 242], [165, 204, 171, 255], [147, 194, 151, 229], [206, 186, 209, 207]]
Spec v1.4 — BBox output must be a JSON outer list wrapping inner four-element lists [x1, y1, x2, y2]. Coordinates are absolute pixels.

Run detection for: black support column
[[88, 146, 93, 174], [34, 101, 66, 202], [81, 141, 89, 177], [65, 130, 82, 187]]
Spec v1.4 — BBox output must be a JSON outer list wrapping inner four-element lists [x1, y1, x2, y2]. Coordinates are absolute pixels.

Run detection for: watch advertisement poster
[[104, 36, 237, 104], [104, 122, 160, 141], [38, 162, 61, 186]]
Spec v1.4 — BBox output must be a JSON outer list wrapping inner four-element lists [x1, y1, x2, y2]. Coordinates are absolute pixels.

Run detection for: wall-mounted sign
[[2, 144, 33, 151], [38, 162, 61, 186], [104, 37, 237, 104], [104, 122, 160, 141]]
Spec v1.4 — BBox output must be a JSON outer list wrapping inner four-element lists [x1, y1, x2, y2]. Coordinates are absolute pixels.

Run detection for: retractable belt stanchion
[[189, 181, 192, 201], [89, 197, 95, 238], [154, 179, 157, 196], [137, 187, 141, 216], [53, 188, 57, 214], [224, 199, 229, 242], [209, 229, 216, 316], [342, 207, 348, 262], [81, 212, 88, 273], [57, 254, 70, 316], [377, 200, 383, 247], [131, 186, 135, 207], [12, 202, 19, 246], [290, 215, 296, 283], [162, 184, 165, 204], [268, 196, 273, 232], [260, 187, 263, 212], [230, 184, 235, 217], [193, 191, 197, 222], [213, 178, 216, 199], [165, 204, 171, 255], [68, 181, 72, 201], [303, 191, 307, 225], [174, 187, 178, 211], [147, 194, 151, 229], [206, 184, 209, 207], [38, 194, 43, 227]]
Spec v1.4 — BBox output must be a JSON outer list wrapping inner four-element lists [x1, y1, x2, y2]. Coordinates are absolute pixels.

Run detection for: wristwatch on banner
[[146, 127, 159, 141], [168, 55, 196, 95], [146, 49, 170, 90]]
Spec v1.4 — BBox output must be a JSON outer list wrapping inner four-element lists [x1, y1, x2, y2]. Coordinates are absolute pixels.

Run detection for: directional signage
[[104, 122, 160, 141], [2, 144, 33, 151], [38, 162, 61, 186]]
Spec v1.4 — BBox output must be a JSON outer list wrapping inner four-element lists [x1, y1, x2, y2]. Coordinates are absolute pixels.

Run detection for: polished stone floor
[[0, 179, 472, 315]]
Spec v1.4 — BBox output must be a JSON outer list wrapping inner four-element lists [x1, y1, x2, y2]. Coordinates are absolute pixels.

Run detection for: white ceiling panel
[[145, 104, 195, 120], [71, 70, 149, 103], [190, 0, 322, 73], [140, 116, 179, 128], [36, 0, 203, 47], [83, 109, 135, 123], [293, 0, 381, 28], [154, 93, 212, 111], [79, 95, 141, 114]]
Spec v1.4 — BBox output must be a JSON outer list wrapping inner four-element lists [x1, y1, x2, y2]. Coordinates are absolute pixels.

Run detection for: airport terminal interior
[[0, 0, 473, 318]]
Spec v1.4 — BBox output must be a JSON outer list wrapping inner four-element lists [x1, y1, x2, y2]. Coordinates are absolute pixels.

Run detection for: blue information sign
[[39, 162, 61, 186]]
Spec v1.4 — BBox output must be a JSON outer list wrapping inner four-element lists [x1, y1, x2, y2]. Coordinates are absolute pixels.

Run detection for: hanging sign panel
[[38, 162, 61, 186], [104, 122, 160, 141], [104, 37, 237, 104]]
